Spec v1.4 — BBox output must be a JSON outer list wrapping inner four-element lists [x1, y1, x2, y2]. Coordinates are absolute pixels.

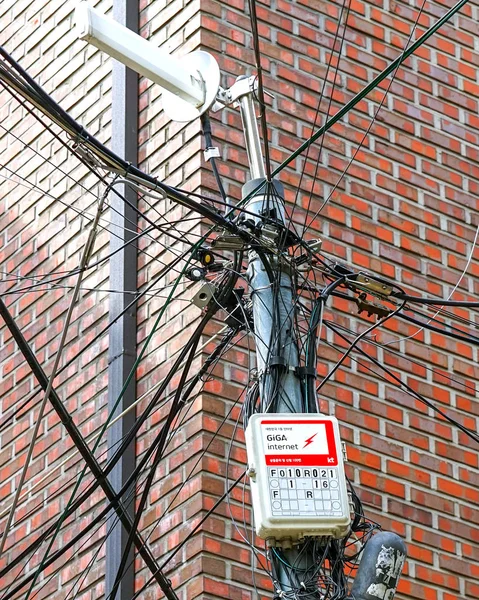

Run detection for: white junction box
[[245, 413, 351, 541]]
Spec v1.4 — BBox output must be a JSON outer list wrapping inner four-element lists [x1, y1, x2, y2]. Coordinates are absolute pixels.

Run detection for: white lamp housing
[[75, 2, 220, 122]]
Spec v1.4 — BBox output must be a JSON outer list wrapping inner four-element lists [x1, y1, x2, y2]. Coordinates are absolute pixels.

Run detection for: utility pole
[[234, 75, 318, 596], [235, 77, 407, 599], [236, 77, 302, 414], [75, 6, 407, 598]]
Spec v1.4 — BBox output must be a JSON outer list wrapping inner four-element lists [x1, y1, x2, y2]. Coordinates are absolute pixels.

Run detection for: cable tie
[[204, 146, 220, 161], [268, 356, 287, 370], [295, 366, 316, 378]]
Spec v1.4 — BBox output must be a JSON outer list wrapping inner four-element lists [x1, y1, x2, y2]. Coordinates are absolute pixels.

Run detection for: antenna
[[75, 2, 220, 122]]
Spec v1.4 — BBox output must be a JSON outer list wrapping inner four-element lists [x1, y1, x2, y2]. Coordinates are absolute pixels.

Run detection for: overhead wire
[[0, 163, 194, 286], [1, 0, 477, 595], [7, 350, 248, 596], [105, 250, 246, 594], [12, 252, 199, 598], [0, 180, 112, 557], [270, 0, 471, 179], [0, 249, 190, 438], [0, 47, 259, 244], [383, 222, 479, 345], [0, 321, 243, 586], [317, 300, 406, 392], [247, 0, 272, 180], [393, 297, 479, 308], [398, 308, 479, 346], [129, 471, 247, 600], [323, 314, 477, 396], [0, 321, 237, 537], [303, 0, 429, 235], [106, 307, 217, 598], [2, 442, 157, 600], [324, 319, 479, 445], [296, 0, 351, 233], [104, 328, 252, 599], [0, 301, 179, 600]]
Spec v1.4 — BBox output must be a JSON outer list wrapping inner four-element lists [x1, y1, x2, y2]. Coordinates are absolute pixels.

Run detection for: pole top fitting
[[241, 178, 284, 201]]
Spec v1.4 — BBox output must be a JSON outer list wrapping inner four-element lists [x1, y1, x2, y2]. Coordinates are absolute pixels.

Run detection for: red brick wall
[[1, 0, 479, 599], [0, 1, 113, 598]]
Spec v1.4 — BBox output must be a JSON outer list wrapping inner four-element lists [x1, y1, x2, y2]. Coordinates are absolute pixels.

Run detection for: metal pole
[[237, 77, 265, 180], [238, 91, 316, 596], [105, 0, 138, 597]]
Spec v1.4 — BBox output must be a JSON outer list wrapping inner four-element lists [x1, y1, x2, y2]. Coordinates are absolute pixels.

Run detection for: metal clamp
[[212, 75, 275, 112], [354, 274, 393, 297], [204, 146, 220, 161], [211, 233, 245, 250]]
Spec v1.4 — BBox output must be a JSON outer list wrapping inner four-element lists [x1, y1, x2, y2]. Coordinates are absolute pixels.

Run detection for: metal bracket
[[355, 294, 391, 319], [294, 237, 323, 269], [212, 75, 275, 112], [261, 224, 279, 243], [307, 238, 323, 254], [342, 442, 348, 462], [191, 282, 216, 309], [212, 76, 254, 111], [211, 233, 245, 250], [352, 274, 393, 297]]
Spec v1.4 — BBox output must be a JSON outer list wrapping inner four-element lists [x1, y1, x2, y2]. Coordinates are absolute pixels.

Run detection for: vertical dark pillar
[[106, 1, 138, 598]]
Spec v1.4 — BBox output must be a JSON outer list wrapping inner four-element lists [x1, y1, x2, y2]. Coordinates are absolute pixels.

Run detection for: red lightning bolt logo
[[303, 433, 317, 449]]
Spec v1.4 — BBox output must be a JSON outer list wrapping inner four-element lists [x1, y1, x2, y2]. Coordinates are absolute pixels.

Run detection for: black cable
[[130, 470, 246, 600], [200, 113, 227, 203], [1, 52, 335, 286], [103, 326, 246, 598], [0, 47, 252, 242], [304, 0, 429, 236], [394, 294, 479, 307], [0, 298, 179, 600], [324, 320, 479, 445], [248, 0, 272, 180], [0, 224, 166, 297], [404, 303, 479, 337], [0, 321, 237, 583], [1, 451, 155, 600], [107, 308, 215, 599], [1, 55, 292, 305], [0, 250, 188, 436], [105, 268, 240, 597], [0, 158, 191, 288], [303, 276, 351, 410], [317, 300, 406, 392], [399, 310, 479, 346], [0, 48, 258, 598], [324, 316, 477, 395], [296, 0, 351, 233], [327, 286, 479, 345], [15, 334, 241, 590]]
